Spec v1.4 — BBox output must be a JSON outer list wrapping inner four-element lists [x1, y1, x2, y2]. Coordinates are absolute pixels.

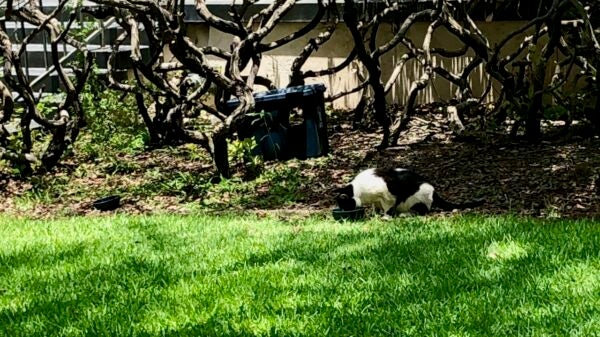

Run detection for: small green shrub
[[77, 69, 148, 160], [157, 171, 209, 199], [131, 168, 211, 200], [21, 173, 71, 204], [543, 105, 569, 120], [36, 93, 64, 119], [229, 137, 264, 179], [100, 156, 141, 175]]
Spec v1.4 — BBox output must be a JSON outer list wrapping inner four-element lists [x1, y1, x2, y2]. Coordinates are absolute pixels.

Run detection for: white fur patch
[[351, 169, 396, 212], [396, 183, 434, 212]]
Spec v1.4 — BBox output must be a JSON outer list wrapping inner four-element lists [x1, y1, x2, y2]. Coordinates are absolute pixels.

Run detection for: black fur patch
[[410, 203, 430, 215], [334, 184, 356, 210], [374, 168, 429, 209]]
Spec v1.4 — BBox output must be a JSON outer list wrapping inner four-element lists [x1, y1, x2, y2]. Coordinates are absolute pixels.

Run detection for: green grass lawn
[[1, 214, 600, 336]]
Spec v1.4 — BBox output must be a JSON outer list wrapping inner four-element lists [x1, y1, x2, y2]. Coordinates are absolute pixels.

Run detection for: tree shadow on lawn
[[0, 242, 88, 279], [0, 218, 203, 336], [1, 257, 183, 336], [156, 216, 600, 336], [2, 216, 595, 335]]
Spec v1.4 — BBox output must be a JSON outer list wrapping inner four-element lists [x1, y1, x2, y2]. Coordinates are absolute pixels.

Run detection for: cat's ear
[[332, 186, 345, 195]]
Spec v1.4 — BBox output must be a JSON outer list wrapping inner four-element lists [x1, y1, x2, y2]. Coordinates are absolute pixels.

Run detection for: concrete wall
[[184, 21, 537, 110]]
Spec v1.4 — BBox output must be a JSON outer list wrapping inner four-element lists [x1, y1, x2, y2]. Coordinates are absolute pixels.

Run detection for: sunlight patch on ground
[[538, 260, 600, 297], [486, 238, 529, 261], [512, 302, 562, 332], [137, 258, 318, 336]]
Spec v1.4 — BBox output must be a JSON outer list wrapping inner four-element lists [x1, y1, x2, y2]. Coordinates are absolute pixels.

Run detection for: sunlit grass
[[1, 214, 600, 336]]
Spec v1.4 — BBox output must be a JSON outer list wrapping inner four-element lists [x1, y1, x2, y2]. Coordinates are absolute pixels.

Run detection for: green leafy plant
[[100, 156, 141, 175], [77, 69, 148, 160], [158, 171, 208, 199], [36, 93, 65, 119], [543, 105, 569, 121], [229, 137, 264, 179], [129, 168, 212, 200]]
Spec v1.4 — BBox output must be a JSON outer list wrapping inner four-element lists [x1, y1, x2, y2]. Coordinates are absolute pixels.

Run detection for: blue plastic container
[[225, 84, 326, 110], [225, 84, 329, 161]]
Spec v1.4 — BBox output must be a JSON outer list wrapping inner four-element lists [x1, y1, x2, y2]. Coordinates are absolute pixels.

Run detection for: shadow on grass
[[159, 217, 600, 336], [1, 216, 600, 336], [0, 243, 88, 278]]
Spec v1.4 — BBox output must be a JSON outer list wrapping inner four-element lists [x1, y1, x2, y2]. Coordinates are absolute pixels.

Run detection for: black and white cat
[[334, 167, 483, 216]]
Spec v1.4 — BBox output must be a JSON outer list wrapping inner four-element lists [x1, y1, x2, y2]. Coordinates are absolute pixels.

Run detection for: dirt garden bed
[[1, 110, 599, 219]]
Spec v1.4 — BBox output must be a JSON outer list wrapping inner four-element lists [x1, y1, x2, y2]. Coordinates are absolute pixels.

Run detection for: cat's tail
[[432, 191, 485, 211]]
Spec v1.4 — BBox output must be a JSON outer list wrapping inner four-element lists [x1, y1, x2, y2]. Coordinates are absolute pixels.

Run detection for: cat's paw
[[381, 214, 393, 221]]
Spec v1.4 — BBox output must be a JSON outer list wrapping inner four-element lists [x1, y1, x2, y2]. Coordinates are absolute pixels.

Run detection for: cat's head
[[334, 184, 356, 211]]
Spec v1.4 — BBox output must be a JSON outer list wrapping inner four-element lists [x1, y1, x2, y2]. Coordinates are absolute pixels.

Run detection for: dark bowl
[[93, 195, 121, 211], [332, 207, 366, 221]]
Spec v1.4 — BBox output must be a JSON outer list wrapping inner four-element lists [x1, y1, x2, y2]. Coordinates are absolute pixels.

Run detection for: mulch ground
[[299, 111, 600, 219], [2, 110, 599, 219]]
